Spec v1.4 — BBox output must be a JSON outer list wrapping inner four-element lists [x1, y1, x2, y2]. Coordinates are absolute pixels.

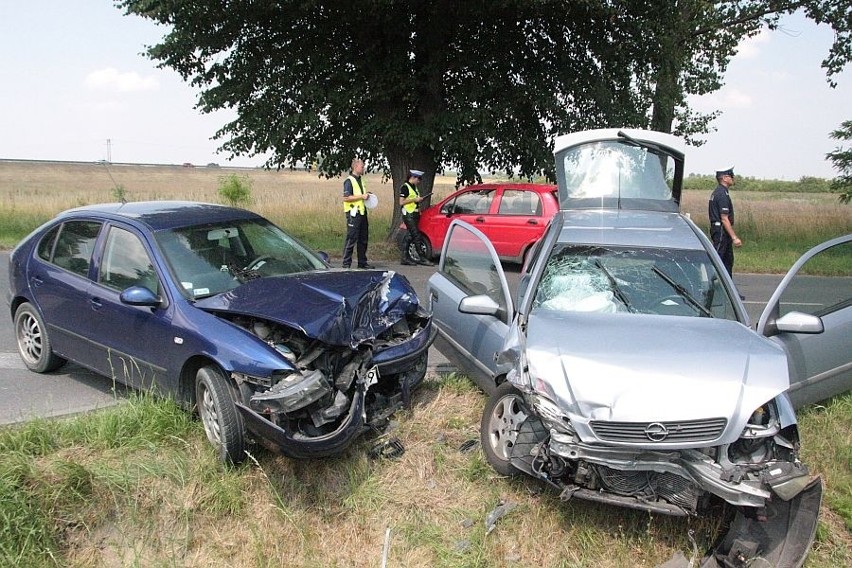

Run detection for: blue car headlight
[[248, 369, 332, 415]]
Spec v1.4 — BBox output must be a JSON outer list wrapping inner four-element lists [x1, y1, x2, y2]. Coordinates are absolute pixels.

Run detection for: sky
[[1, 3, 850, 180]]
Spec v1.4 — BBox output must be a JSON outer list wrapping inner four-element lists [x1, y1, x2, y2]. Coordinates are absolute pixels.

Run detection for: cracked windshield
[[533, 244, 737, 319]]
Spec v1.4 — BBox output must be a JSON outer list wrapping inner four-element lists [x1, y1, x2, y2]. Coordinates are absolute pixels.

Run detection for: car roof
[[59, 201, 263, 231], [460, 182, 556, 193], [556, 209, 705, 251]]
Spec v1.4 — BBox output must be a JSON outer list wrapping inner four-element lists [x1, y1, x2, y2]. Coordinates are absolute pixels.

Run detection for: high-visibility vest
[[402, 182, 419, 214], [344, 175, 366, 214]]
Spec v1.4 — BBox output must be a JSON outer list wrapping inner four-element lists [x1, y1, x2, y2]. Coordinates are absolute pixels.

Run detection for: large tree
[[118, 1, 851, 239], [827, 119, 852, 203], [644, 1, 852, 141], [118, 0, 656, 237]]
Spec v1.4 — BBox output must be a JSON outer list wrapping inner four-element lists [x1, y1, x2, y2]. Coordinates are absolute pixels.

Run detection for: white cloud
[[736, 28, 771, 59], [85, 67, 159, 92]]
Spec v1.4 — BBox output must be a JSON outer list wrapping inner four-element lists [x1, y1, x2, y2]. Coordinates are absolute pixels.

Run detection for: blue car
[[7, 201, 435, 463]]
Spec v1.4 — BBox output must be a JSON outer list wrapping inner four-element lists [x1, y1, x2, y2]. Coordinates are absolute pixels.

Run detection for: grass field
[[0, 160, 850, 566], [1, 160, 850, 272]]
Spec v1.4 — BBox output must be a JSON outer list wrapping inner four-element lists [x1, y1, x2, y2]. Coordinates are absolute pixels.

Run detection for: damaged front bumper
[[548, 432, 813, 509], [236, 389, 368, 459]]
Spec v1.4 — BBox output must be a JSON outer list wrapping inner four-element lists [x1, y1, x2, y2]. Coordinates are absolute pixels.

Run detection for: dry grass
[[2, 161, 849, 269], [47, 379, 745, 568]]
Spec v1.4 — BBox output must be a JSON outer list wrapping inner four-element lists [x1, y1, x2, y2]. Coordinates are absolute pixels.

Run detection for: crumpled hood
[[195, 270, 421, 347], [523, 311, 790, 426]]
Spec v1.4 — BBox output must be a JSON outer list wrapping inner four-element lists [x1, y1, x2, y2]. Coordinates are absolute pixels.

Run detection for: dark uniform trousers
[[401, 211, 428, 262], [342, 212, 369, 268], [711, 225, 734, 277]]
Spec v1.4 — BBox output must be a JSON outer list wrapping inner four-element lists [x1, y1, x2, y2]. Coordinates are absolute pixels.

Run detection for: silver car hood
[[522, 311, 789, 432]]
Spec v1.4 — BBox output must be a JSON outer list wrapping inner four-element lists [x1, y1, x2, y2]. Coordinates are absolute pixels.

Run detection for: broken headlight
[[249, 369, 332, 415]]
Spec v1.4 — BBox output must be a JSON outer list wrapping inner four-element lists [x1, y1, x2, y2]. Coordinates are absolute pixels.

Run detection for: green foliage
[[827, 119, 852, 204], [684, 174, 834, 193], [111, 183, 127, 203], [217, 173, 253, 207]]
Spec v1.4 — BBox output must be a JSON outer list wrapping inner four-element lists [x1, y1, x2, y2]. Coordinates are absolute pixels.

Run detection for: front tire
[[480, 381, 528, 476], [407, 236, 433, 262], [14, 303, 65, 373], [196, 365, 246, 465]]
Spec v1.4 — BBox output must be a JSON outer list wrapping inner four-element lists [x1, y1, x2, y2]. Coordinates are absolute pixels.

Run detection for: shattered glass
[[533, 244, 737, 319]]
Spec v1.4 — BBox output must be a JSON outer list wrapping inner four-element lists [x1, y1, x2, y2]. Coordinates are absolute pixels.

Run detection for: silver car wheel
[[14, 303, 65, 373], [485, 390, 528, 461], [199, 383, 223, 445], [195, 365, 246, 464]]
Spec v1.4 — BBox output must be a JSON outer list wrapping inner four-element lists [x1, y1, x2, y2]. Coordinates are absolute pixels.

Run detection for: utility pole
[[106, 139, 112, 163]]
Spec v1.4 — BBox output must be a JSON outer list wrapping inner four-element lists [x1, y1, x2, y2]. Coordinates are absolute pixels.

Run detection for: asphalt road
[[0, 250, 783, 425]]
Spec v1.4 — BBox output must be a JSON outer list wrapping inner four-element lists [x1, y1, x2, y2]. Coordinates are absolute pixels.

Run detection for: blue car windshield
[[533, 244, 737, 320], [155, 219, 326, 299]]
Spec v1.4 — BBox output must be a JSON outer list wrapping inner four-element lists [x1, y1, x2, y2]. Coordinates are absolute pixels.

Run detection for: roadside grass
[[1, 378, 849, 567], [1, 162, 849, 272]]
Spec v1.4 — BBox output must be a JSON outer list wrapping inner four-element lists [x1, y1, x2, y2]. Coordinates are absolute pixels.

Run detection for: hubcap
[[17, 313, 42, 364], [487, 394, 527, 461], [200, 385, 222, 445]]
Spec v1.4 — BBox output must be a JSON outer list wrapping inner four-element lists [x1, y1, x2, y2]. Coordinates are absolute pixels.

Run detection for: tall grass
[[4, 162, 847, 270], [1, 381, 849, 567]]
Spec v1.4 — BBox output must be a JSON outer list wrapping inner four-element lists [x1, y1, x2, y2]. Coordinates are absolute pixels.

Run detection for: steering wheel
[[244, 255, 274, 272]]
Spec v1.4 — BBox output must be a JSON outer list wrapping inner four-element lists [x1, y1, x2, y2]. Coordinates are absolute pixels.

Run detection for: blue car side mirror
[[120, 286, 161, 307]]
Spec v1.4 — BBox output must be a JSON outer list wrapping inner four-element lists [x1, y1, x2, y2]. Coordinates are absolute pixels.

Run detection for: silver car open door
[[757, 233, 852, 409], [426, 220, 513, 394]]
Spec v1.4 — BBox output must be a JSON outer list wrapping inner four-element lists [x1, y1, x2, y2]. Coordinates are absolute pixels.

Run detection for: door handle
[[526, 219, 538, 225], [89, 297, 103, 310], [30, 276, 44, 287], [474, 216, 485, 223]]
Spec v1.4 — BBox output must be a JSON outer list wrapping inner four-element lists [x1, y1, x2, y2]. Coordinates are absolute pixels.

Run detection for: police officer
[[708, 167, 742, 276], [398, 169, 432, 265], [342, 158, 374, 269]]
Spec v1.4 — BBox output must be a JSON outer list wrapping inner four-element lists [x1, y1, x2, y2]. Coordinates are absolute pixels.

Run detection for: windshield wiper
[[617, 130, 680, 162], [651, 266, 714, 317], [595, 260, 634, 312]]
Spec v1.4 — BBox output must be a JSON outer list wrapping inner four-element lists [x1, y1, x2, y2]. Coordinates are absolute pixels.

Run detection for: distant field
[[1, 160, 850, 270]]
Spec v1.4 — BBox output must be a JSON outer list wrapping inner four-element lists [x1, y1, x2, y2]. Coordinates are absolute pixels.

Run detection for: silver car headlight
[[530, 393, 575, 436], [739, 401, 781, 439]]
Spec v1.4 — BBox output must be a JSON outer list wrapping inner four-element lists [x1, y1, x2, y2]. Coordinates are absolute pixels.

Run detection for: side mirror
[[316, 251, 330, 264], [458, 294, 501, 317], [775, 311, 824, 334], [120, 286, 162, 307]]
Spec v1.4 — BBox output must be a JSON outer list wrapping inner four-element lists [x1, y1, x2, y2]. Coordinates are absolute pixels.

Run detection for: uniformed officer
[[398, 169, 433, 265], [708, 167, 742, 276], [342, 158, 374, 269]]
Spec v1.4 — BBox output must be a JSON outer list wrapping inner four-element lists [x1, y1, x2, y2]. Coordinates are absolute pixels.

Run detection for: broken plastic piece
[[485, 500, 517, 535], [369, 437, 405, 460]]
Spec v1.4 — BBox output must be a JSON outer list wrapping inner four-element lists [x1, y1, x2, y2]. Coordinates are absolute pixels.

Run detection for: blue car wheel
[[14, 303, 66, 373], [196, 365, 246, 465]]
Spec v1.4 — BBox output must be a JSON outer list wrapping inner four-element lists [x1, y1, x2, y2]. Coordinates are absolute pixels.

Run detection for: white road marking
[[0, 352, 26, 370]]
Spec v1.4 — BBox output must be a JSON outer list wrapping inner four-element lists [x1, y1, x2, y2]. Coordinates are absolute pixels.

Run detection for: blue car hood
[[194, 270, 421, 347]]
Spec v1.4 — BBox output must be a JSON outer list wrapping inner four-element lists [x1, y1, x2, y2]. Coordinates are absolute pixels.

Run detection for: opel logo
[[645, 422, 669, 442]]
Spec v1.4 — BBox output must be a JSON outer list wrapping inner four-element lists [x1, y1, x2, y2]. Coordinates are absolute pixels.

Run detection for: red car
[[402, 183, 559, 263]]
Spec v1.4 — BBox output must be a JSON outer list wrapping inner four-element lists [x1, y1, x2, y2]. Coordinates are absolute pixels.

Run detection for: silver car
[[427, 129, 851, 567]]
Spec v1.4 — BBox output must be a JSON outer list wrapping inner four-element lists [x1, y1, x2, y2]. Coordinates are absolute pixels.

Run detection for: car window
[[441, 222, 509, 312], [156, 218, 326, 298], [532, 244, 737, 319], [776, 239, 852, 318], [51, 220, 102, 277], [560, 141, 674, 200], [98, 226, 159, 293], [445, 189, 495, 215], [499, 189, 542, 216], [36, 226, 60, 262]]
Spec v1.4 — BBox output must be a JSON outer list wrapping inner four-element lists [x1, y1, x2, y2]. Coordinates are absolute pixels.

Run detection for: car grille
[[590, 418, 727, 443]]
